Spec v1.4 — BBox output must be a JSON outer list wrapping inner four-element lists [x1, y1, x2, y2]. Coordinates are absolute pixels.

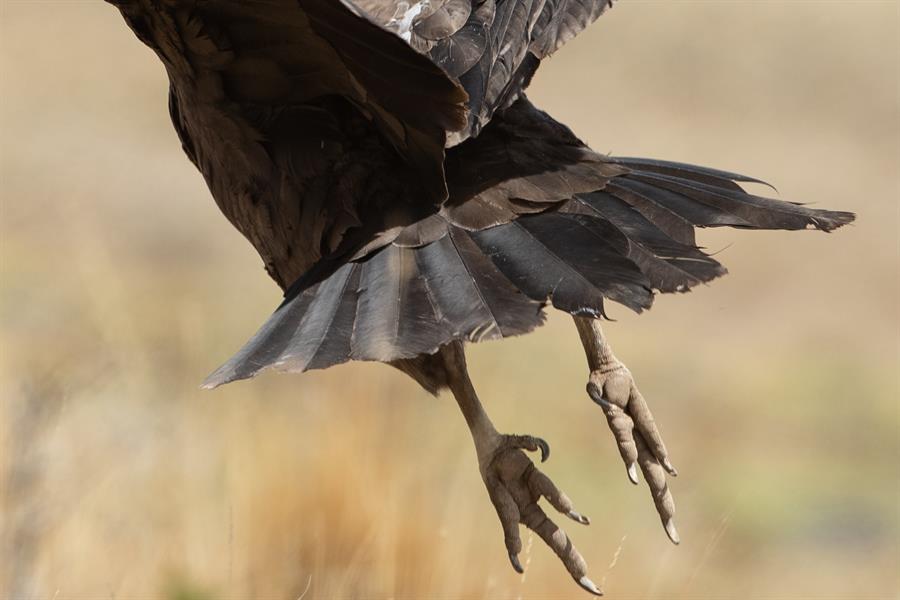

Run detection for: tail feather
[[421, 230, 546, 341], [610, 178, 753, 229], [570, 192, 727, 293], [201, 263, 358, 386], [599, 180, 697, 245], [350, 244, 450, 362], [209, 283, 319, 384], [611, 156, 772, 192], [288, 263, 360, 368], [303, 264, 362, 370], [202, 227, 547, 388], [611, 158, 854, 232], [469, 212, 652, 314], [629, 171, 853, 232], [203, 153, 854, 388]]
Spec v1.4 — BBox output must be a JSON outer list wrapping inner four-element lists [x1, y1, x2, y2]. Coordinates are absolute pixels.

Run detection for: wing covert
[[350, 0, 614, 144]]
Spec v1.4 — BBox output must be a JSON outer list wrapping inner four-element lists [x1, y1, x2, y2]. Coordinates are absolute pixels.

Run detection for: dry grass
[[1, 1, 898, 598]]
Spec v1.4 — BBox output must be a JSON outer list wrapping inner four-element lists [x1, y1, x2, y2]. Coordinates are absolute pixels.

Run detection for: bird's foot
[[480, 433, 602, 596], [587, 362, 680, 544]]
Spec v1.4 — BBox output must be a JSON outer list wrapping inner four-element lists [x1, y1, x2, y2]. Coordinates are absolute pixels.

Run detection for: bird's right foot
[[587, 358, 680, 545], [573, 316, 680, 545]]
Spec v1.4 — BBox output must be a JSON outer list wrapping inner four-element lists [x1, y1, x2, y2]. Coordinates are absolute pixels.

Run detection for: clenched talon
[[482, 434, 598, 592]]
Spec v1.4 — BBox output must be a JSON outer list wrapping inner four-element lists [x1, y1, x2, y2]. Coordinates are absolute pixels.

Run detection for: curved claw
[[536, 437, 550, 462], [507, 435, 551, 462], [586, 382, 613, 409], [509, 551, 524, 573], [664, 518, 681, 545], [577, 575, 603, 596], [662, 458, 678, 477], [626, 462, 639, 485]]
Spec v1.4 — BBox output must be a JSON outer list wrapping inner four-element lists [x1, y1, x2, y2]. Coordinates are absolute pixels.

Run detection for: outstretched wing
[[350, 0, 613, 143]]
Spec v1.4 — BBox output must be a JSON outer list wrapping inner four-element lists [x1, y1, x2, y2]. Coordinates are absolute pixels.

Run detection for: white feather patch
[[387, 0, 431, 42]]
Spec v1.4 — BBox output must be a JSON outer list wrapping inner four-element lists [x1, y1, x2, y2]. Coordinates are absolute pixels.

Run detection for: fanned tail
[[202, 228, 546, 388], [203, 156, 854, 388]]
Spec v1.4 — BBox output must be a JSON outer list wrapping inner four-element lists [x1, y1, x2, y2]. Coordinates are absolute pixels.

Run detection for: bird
[[106, 0, 854, 594]]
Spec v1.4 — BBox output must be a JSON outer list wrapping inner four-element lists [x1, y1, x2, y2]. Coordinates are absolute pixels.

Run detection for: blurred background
[[1, 1, 897, 598]]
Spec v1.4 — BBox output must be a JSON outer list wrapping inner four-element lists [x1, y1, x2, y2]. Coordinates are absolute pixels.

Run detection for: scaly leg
[[438, 341, 603, 596], [572, 316, 680, 545]]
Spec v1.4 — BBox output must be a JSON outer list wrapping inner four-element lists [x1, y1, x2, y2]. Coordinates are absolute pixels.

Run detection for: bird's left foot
[[480, 433, 603, 596], [587, 361, 680, 544]]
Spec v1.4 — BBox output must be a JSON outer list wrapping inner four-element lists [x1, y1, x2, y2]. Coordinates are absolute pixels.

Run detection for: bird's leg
[[438, 341, 602, 596], [572, 316, 680, 545]]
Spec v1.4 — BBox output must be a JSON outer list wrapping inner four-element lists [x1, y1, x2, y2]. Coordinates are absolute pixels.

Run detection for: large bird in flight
[[108, 0, 854, 594]]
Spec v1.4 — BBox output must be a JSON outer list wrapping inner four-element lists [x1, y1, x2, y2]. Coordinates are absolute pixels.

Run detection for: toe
[[628, 386, 677, 476], [634, 430, 678, 544], [520, 503, 589, 581], [485, 473, 524, 571], [588, 380, 639, 483], [528, 468, 590, 526]]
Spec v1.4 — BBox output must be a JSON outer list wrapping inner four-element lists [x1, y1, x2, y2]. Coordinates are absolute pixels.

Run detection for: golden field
[[1, 2, 897, 598]]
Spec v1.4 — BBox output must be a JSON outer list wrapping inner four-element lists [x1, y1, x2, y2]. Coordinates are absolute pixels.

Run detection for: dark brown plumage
[[201, 94, 852, 386], [108, 0, 854, 593]]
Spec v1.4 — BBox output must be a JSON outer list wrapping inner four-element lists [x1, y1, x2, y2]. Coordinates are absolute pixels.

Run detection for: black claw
[[536, 437, 550, 462], [509, 552, 524, 574]]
